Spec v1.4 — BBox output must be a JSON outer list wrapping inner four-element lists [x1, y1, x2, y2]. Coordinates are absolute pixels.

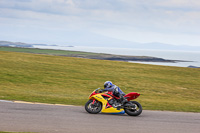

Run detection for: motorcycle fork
[[92, 99, 100, 107], [92, 99, 96, 104]]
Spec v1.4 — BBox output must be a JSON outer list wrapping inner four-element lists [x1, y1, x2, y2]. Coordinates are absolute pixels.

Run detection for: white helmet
[[104, 81, 113, 88]]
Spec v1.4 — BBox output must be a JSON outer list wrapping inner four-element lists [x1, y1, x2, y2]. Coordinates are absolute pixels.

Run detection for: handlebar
[[95, 88, 101, 93]]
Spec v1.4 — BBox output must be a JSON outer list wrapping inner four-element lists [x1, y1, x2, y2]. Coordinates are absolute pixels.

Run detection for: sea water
[[33, 45, 200, 68]]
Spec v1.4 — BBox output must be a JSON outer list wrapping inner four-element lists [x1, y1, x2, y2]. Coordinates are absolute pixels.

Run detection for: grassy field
[[0, 131, 31, 133], [0, 46, 100, 56], [0, 48, 200, 112]]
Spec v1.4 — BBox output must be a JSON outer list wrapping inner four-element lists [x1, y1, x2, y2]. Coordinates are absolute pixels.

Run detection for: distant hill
[[0, 46, 186, 63], [0, 41, 33, 47], [48, 31, 200, 51], [1, 40, 200, 51], [0, 41, 51, 48]]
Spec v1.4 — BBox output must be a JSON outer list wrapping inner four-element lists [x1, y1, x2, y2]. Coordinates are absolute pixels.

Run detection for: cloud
[[157, 0, 200, 9], [0, 0, 200, 46]]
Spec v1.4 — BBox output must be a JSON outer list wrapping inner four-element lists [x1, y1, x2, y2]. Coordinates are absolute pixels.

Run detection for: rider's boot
[[115, 95, 126, 108], [119, 95, 127, 105]]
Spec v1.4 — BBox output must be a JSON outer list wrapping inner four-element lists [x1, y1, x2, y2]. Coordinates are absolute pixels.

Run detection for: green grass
[[0, 46, 102, 56], [0, 49, 200, 112], [0, 131, 31, 133]]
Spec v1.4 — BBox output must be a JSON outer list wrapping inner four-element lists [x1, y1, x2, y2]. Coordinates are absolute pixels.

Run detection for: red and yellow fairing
[[89, 94, 124, 114]]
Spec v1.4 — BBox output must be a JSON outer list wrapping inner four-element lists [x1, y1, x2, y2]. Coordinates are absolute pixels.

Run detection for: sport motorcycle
[[85, 88, 142, 116]]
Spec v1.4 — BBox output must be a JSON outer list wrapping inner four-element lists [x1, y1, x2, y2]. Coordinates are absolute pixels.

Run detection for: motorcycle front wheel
[[124, 101, 142, 116], [85, 99, 102, 114]]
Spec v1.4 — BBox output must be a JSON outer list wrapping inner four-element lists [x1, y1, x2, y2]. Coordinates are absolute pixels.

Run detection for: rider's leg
[[119, 94, 126, 104]]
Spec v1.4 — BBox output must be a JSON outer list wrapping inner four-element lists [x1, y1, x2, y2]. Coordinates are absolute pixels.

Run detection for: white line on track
[[0, 100, 13, 103], [0, 100, 75, 107]]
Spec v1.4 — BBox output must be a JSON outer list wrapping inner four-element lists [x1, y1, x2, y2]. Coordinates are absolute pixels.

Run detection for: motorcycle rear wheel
[[85, 99, 102, 114], [124, 101, 142, 116]]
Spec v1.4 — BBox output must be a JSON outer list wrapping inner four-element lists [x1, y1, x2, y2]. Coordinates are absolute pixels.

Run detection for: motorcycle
[[85, 88, 142, 116]]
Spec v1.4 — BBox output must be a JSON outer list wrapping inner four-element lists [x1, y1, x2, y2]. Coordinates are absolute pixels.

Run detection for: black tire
[[124, 101, 142, 116], [85, 99, 102, 114]]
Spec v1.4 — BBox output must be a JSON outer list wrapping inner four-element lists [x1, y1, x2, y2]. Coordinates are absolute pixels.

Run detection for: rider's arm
[[104, 88, 113, 91], [99, 89, 107, 93], [104, 86, 114, 92], [117, 86, 125, 95], [100, 86, 113, 93]]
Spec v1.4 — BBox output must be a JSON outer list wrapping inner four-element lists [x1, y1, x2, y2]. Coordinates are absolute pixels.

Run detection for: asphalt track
[[0, 100, 200, 133]]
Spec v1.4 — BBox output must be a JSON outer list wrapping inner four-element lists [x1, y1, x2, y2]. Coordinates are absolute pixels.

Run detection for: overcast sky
[[0, 0, 200, 46]]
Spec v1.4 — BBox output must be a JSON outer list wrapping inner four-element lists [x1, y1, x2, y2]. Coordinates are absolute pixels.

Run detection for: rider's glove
[[99, 90, 104, 93]]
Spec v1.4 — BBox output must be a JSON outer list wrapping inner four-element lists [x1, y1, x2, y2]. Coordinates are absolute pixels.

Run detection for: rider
[[100, 81, 126, 105]]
